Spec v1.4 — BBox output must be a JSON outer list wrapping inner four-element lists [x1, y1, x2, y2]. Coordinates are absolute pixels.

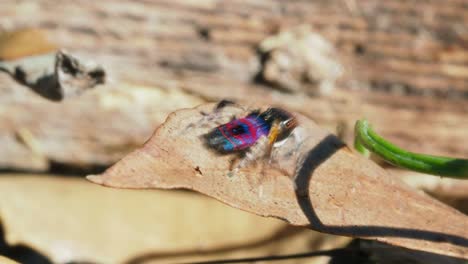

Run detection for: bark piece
[[259, 24, 343, 95], [87, 103, 468, 259], [0, 78, 203, 171], [0, 50, 105, 101]]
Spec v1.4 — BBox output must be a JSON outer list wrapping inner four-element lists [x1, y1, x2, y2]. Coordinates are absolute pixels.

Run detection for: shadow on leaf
[[294, 135, 468, 247]]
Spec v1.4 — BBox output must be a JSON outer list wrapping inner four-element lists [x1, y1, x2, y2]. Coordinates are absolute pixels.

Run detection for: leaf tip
[[86, 174, 104, 185]]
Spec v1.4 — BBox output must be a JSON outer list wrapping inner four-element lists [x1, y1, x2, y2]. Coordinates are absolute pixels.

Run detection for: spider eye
[[231, 125, 246, 135]]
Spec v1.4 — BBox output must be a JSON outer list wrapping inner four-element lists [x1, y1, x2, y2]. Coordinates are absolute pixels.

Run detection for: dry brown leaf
[[394, 168, 468, 214], [0, 174, 346, 264], [0, 256, 19, 264], [0, 28, 57, 60], [87, 103, 468, 260]]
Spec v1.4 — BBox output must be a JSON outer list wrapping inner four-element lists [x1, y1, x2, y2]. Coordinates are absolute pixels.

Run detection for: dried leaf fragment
[[0, 174, 346, 264], [88, 103, 468, 259]]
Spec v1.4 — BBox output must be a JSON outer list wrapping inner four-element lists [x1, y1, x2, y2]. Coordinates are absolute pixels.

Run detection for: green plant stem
[[354, 119, 468, 179]]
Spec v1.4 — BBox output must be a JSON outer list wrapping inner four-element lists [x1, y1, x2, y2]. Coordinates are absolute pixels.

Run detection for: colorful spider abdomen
[[204, 114, 270, 153]]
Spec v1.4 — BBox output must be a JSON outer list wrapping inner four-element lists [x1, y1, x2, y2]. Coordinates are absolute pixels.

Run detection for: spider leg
[[288, 127, 307, 157], [268, 126, 306, 181], [231, 137, 269, 172], [215, 99, 237, 110], [186, 99, 248, 131], [231, 122, 300, 173], [265, 121, 281, 160], [265, 119, 296, 163], [185, 111, 236, 132]]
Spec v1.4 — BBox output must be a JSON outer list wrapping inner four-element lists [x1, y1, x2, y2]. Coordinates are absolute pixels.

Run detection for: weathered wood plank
[[0, 0, 466, 171]]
